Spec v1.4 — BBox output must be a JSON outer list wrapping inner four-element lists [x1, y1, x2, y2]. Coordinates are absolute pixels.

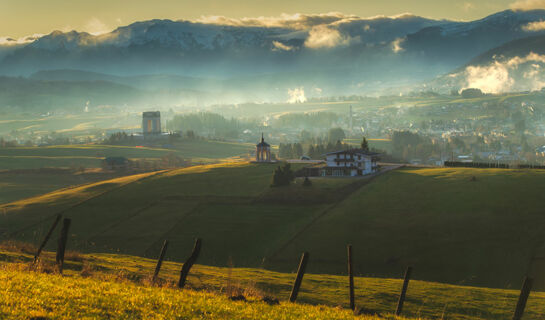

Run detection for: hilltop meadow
[[2, 162, 545, 294], [0, 141, 254, 204], [1, 245, 544, 320]]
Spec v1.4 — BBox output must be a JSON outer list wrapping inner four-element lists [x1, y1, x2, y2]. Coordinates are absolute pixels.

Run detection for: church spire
[[261, 133, 264, 143]]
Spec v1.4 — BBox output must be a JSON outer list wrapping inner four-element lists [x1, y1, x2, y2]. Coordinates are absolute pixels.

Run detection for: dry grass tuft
[[80, 261, 94, 277], [0, 240, 37, 255], [64, 250, 84, 262], [30, 258, 58, 274]]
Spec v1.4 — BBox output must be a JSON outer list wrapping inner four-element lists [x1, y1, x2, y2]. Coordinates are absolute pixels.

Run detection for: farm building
[[102, 156, 130, 170], [321, 149, 379, 176]]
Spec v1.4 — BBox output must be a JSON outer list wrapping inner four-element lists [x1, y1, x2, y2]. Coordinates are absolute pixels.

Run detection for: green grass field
[[2, 163, 545, 295], [0, 169, 129, 205], [0, 141, 254, 170], [271, 167, 545, 290], [1, 247, 544, 320]]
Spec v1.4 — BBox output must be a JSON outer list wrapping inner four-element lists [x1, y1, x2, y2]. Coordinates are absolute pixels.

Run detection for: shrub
[[271, 163, 295, 187]]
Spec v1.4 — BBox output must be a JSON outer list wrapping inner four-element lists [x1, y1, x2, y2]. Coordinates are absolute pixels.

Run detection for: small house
[[321, 149, 379, 176]]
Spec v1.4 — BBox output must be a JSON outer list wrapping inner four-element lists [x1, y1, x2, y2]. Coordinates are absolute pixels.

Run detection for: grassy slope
[[1, 269, 369, 320], [0, 141, 253, 204], [3, 164, 545, 294], [0, 162, 341, 267], [0, 170, 134, 205], [2, 249, 545, 320], [272, 167, 545, 289], [0, 140, 254, 169]]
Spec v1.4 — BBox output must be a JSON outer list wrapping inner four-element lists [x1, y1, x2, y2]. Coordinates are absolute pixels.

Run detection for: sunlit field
[[2, 163, 545, 294], [2, 246, 545, 320]]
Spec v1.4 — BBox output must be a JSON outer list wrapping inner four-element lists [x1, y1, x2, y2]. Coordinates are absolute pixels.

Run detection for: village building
[[255, 134, 271, 162], [102, 156, 130, 170], [321, 149, 379, 176], [142, 111, 162, 138]]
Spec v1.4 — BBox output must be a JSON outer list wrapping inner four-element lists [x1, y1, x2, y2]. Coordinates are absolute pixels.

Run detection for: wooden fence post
[[178, 238, 202, 288], [513, 276, 533, 320], [347, 245, 355, 310], [33, 214, 62, 264], [55, 218, 71, 274], [152, 240, 169, 283], [395, 266, 413, 316], [289, 252, 309, 303]]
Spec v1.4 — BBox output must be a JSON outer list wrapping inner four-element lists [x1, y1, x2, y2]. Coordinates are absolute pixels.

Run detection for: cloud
[[391, 37, 405, 53], [522, 20, 545, 31], [304, 25, 357, 48], [462, 52, 545, 93], [272, 41, 294, 51], [84, 17, 112, 35], [0, 34, 43, 45], [287, 87, 307, 103], [198, 12, 356, 30], [510, 0, 545, 10], [464, 63, 513, 93], [197, 12, 419, 30]]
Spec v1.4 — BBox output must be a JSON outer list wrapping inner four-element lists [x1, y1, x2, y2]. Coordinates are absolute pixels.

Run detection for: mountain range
[[2, 9, 545, 107]]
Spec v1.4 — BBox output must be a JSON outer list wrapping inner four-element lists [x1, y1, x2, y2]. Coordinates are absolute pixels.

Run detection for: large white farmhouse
[[322, 149, 380, 176]]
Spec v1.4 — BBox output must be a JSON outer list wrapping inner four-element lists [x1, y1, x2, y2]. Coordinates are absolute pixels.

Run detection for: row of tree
[[274, 112, 340, 129], [166, 112, 256, 139], [278, 138, 367, 160], [0, 137, 18, 148]]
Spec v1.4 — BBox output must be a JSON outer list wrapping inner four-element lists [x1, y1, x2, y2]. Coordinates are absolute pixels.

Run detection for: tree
[[327, 127, 345, 143], [186, 130, 196, 139], [278, 143, 286, 158], [300, 130, 313, 143], [294, 143, 304, 158], [335, 140, 343, 151], [361, 137, 369, 152], [307, 145, 316, 159], [271, 162, 295, 187], [461, 88, 484, 98]]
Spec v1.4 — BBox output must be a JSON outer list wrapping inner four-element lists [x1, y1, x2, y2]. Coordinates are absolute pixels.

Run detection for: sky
[[0, 0, 542, 38]]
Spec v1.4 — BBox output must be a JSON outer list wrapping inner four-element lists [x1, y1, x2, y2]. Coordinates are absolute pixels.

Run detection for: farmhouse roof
[[324, 149, 380, 156]]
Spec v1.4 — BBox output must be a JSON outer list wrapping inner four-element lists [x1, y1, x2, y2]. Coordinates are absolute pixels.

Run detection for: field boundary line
[[266, 165, 402, 261], [5, 170, 170, 239], [142, 202, 205, 257]]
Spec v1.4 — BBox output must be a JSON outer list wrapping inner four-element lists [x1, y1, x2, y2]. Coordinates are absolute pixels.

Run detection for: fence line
[[17, 220, 536, 319]]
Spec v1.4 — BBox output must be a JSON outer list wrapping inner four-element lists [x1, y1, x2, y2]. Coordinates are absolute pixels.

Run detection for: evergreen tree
[[327, 127, 346, 143], [307, 145, 316, 159], [335, 140, 343, 150], [361, 137, 369, 152], [294, 143, 304, 158], [278, 143, 286, 158], [271, 162, 295, 187]]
